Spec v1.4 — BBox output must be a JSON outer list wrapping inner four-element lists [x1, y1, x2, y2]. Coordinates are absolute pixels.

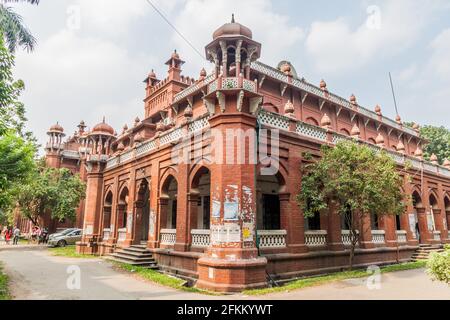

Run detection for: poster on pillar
[[408, 213, 416, 237], [149, 210, 156, 236], [427, 213, 434, 231], [224, 185, 239, 220], [212, 200, 221, 218], [126, 213, 133, 231], [242, 222, 254, 242], [211, 224, 241, 244]]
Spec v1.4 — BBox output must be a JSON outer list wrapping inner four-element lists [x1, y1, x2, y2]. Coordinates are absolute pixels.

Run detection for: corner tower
[[197, 16, 267, 292]]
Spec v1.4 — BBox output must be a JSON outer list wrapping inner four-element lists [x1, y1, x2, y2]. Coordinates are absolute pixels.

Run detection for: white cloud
[[429, 28, 450, 78], [305, 0, 442, 74]]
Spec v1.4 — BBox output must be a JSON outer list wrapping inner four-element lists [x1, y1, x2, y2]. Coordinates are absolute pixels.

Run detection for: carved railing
[[371, 230, 386, 244], [258, 230, 287, 248], [341, 230, 359, 246], [102, 228, 111, 241], [433, 231, 441, 241], [396, 230, 407, 243], [258, 110, 290, 130], [160, 229, 176, 245], [117, 228, 127, 242], [159, 128, 184, 146], [296, 122, 327, 141], [173, 74, 215, 103], [305, 230, 327, 246], [191, 229, 210, 247]]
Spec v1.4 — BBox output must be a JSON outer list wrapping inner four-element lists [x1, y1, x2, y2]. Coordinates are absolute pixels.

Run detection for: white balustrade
[[433, 231, 441, 241], [102, 228, 111, 241], [117, 228, 127, 242], [258, 230, 287, 248], [305, 230, 327, 246], [160, 229, 177, 245], [160, 128, 184, 146], [258, 110, 290, 130], [371, 230, 386, 244], [191, 229, 210, 247], [296, 122, 327, 141], [396, 230, 407, 243], [341, 230, 359, 246]]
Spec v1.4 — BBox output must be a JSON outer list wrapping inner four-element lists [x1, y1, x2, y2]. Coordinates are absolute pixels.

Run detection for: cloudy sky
[[9, 0, 450, 152]]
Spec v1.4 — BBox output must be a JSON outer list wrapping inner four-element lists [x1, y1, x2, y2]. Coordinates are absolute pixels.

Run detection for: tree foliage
[[13, 166, 86, 226], [427, 245, 450, 284], [298, 141, 405, 269], [0, 0, 39, 53], [420, 125, 450, 164]]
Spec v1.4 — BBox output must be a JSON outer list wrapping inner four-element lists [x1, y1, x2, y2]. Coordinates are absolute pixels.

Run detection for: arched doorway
[[445, 196, 450, 231], [191, 167, 211, 230], [161, 175, 178, 229], [257, 174, 284, 230], [103, 191, 113, 230], [135, 180, 150, 243], [429, 193, 439, 232], [412, 190, 424, 242], [118, 187, 129, 229]]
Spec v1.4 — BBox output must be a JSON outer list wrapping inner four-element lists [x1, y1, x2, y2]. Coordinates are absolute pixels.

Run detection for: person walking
[[5, 228, 12, 245], [13, 226, 20, 245]]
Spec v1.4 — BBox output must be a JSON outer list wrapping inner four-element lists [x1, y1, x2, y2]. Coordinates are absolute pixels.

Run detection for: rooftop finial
[[102, 116, 105, 123], [231, 13, 235, 23]]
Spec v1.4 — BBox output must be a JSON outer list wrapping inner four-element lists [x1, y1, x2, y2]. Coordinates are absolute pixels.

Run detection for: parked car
[[48, 228, 82, 247]]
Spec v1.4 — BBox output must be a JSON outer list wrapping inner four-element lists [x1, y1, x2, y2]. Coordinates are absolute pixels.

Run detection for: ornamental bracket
[[249, 96, 263, 115], [280, 83, 288, 97], [216, 91, 226, 113], [301, 91, 308, 104], [203, 97, 215, 116], [237, 90, 245, 112]]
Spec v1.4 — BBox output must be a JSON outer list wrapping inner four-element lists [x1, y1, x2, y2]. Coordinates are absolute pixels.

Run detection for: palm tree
[[0, 0, 39, 53]]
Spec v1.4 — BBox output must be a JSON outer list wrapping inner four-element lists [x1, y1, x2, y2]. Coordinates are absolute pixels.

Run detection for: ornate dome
[[213, 14, 253, 40], [171, 50, 180, 59], [134, 132, 144, 143], [284, 100, 294, 114], [321, 113, 331, 127], [184, 105, 193, 118], [91, 117, 114, 135], [49, 122, 64, 133], [320, 79, 327, 90], [375, 105, 382, 115], [396, 141, 405, 153], [443, 159, 450, 168], [350, 94, 357, 105], [149, 69, 157, 78], [430, 153, 438, 163]]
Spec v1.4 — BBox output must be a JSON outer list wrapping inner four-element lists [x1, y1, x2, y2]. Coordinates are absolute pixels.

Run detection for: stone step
[[114, 250, 154, 259], [111, 253, 156, 263], [107, 256, 159, 269], [123, 246, 151, 253]]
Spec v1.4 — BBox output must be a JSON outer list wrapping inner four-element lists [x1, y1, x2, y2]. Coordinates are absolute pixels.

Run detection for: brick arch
[[262, 103, 279, 114], [340, 128, 350, 136], [256, 162, 288, 194], [104, 190, 113, 205], [118, 184, 129, 205], [411, 189, 423, 208], [444, 194, 450, 210], [428, 189, 440, 209], [189, 164, 210, 191], [306, 117, 319, 126], [160, 167, 179, 197]]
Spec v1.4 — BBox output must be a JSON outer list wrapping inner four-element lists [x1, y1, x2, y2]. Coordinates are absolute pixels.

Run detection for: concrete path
[[0, 248, 448, 300]]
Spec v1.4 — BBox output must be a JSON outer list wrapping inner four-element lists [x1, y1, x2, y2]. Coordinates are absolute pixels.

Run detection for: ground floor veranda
[[79, 164, 450, 282]]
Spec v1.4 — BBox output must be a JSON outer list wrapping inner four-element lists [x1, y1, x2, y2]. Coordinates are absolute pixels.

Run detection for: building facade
[[15, 121, 88, 234], [71, 19, 449, 292]]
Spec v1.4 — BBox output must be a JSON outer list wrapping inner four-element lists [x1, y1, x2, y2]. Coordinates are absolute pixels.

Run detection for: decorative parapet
[[61, 150, 80, 160], [371, 230, 386, 244], [396, 230, 407, 243], [173, 74, 215, 104], [160, 229, 177, 245], [207, 76, 258, 95], [251, 61, 420, 138], [191, 229, 210, 247], [305, 230, 328, 246], [258, 229, 287, 248]]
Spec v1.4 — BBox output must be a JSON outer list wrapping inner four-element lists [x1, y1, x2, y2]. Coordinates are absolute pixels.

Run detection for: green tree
[[426, 245, 450, 284], [0, 131, 35, 209], [298, 141, 405, 269], [13, 166, 86, 226], [405, 123, 450, 164], [0, 0, 39, 53]]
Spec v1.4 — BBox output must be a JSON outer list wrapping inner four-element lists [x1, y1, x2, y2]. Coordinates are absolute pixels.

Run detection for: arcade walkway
[[0, 249, 448, 300]]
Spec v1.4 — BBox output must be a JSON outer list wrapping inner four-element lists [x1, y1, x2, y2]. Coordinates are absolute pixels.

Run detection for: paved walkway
[[0, 248, 448, 300]]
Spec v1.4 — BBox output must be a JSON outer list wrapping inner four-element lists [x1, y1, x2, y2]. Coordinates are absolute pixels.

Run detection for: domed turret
[[48, 122, 64, 134], [91, 117, 115, 136], [284, 100, 294, 116], [430, 153, 438, 165], [134, 132, 144, 144], [184, 105, 193, 119], [212, 14, 253, 40], [414, 147, 423, 158], [443, 159, 450, 169], [396, 141, 405, 154], [375, 105, 382, 116], [320, 79, 327, 91]]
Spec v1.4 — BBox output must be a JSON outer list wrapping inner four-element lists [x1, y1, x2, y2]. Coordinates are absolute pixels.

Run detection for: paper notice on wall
[[242, 222, 254, 242], [426, 214, 434, 231], [212, 200, 221, 218], [210, 224, 241, 244], [149, 210, 156, 236], [85, 225, 93, 236], [127, 213, 133, 231], [408, 214, 416, 238], [224, 201, 239, 220]]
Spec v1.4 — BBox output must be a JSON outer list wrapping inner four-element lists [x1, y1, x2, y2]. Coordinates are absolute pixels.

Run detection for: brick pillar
[[197, 111, 267, 293], [187, 193, 200, 249], [147, 161, 160, 248], [417, 207, 431, 244], [433, 209, 444, 243], [76, 161, 105, 255], [359, 214, 374, 249], [156, 197, 169, 247], [379, 215, 397, 247], [284, 148, 307, 253], [174, 164, 189, 252], [327, 201, 344, 251]]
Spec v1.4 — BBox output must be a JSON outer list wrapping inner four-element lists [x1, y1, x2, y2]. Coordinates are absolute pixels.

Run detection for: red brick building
[[73, 19, 449, 292], [15, 121, 88, 234]]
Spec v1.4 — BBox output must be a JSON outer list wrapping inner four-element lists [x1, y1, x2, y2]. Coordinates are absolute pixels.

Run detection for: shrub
[[426, 245, 450, 284]]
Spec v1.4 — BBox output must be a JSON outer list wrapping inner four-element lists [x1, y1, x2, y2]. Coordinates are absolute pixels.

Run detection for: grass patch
[[112, 262, 219, 296], [0, 264, 10, 300], [49, 245, 97, 259], [243, 260, 427, 296]]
